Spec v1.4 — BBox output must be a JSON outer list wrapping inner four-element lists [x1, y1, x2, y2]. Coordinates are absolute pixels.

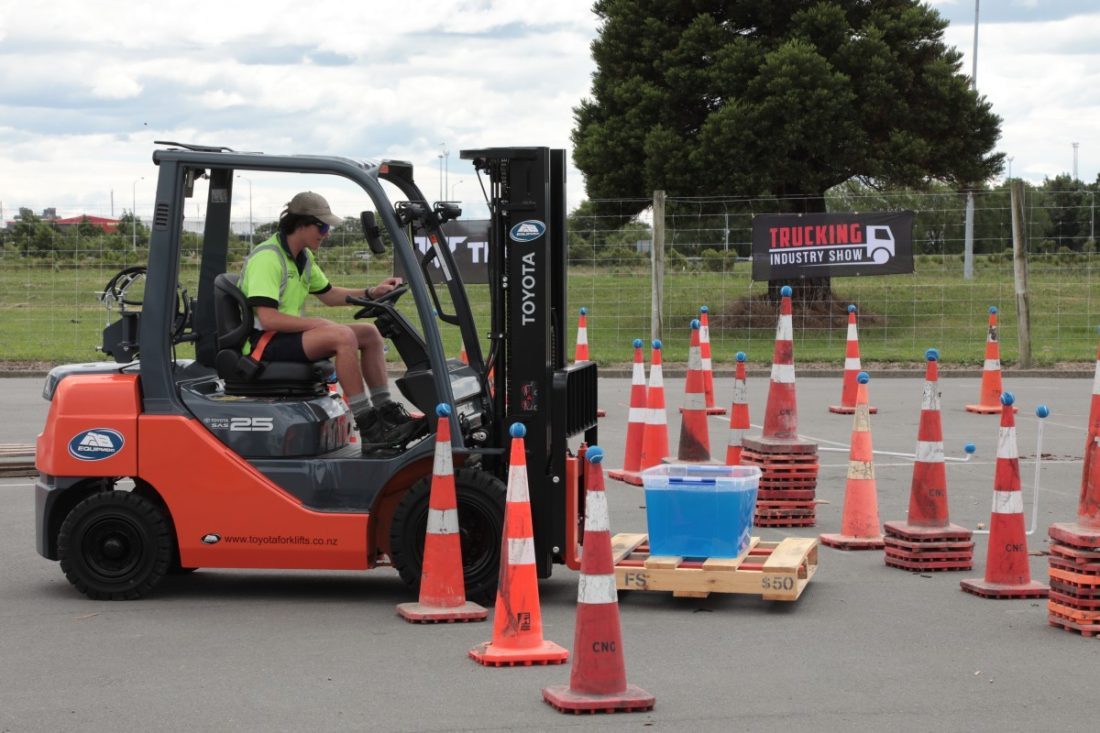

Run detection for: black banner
[[395, 220, 491, 284], [751, 211, 915, 280]]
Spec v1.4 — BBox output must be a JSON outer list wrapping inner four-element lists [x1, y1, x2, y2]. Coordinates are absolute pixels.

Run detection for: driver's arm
[[316, 277, 404, 307]]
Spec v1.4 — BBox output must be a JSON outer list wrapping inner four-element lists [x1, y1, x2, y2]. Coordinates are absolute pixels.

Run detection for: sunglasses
[[312, 219, 331, 235]]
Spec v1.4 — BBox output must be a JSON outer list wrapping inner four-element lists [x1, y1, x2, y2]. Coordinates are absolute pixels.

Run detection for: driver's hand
[[370, 277, 404, 299]]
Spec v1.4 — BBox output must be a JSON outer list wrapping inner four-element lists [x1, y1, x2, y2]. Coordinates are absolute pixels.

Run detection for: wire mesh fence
[[2, 185, 1097, 367]]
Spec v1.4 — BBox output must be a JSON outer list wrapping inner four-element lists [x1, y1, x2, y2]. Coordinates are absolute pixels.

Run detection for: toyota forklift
[[35, 143, 598, 602]]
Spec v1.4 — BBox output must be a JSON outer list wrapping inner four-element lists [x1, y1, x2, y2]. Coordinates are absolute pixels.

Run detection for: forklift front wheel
[[389, 468, 506, 606], [57, 490, 173, 601]]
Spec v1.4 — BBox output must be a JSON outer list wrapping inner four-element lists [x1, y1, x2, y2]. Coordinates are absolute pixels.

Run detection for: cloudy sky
[[0, 0, 1097, 225]]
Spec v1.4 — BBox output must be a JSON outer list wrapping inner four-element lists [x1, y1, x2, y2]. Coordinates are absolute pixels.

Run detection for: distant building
[[53, 215, 121, 233]]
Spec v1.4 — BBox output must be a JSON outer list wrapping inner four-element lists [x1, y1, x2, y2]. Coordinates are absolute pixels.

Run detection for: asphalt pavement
[[1, 372, 1098, 732]]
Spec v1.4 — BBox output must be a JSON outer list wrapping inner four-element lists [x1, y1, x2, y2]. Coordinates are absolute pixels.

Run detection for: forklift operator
[[239, 191, 426, 451]]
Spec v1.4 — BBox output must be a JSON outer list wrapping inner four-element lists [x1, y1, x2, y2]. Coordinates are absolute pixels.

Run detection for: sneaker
[[376, 401, 429, 445]]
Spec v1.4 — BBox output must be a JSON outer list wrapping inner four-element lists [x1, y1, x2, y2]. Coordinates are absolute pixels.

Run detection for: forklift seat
[[213, 273, 334, 397]]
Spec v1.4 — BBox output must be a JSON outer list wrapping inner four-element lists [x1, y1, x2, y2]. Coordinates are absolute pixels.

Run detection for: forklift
[[34, 142, 598, 602]]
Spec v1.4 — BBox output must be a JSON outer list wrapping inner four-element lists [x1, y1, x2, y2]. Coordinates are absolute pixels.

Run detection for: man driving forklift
[[239, 191, 427, 452]]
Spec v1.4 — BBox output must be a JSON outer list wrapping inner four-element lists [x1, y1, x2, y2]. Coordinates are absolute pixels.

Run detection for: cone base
[[705, 406, 727, 416], [960, 578, 1049, 599], [468, 640, 569, 667], [755, 515, 816, 528], [965, 404, 1018, 415], [597, 409, 606, 418], [828, 404, 877, 415], [608, 468, 645, 486], [1048, 613, 1100, 637], [396, 601, 488, 624], [819, 533, 885, 551], [885, 556, 972, 572], [884, 521, 972, 542], [542, 684, 655, 714], [1049, 522, 1100, 550], [742, 436, 818, 454]]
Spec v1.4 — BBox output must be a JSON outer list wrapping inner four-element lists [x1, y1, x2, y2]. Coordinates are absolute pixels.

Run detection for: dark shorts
[[250, 331, 309, 363]]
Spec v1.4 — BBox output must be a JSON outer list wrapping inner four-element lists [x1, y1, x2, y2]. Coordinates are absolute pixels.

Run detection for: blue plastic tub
[[642, 464, 761, 558]]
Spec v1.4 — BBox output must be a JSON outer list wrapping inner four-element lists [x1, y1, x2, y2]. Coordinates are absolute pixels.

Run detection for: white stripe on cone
[[992, 490, 1024, 515], [921, 381, 940, 410], [915, 441, 945, 463], [733, 381, 747, 403], [433, 444, 453, 476], [628, 407, 647, 422], [776, 316, 793, 341], [584, 491, 610, 532], [650, 365, 664, 387], [508, 536, 536, 565], [507, 468, 530, 502], [984, 359, 1001, 370], [632, 364, 646, 385], [683, 393, 707, 410], [701, 357, 713, 370], [727, 428, 745, 446], [997, 427, 1019, 459], [771, 362, 796, 384], [844, 357, 861, 370], [427, 507, 459, 535], [847, 323, 858, 340], [577, 573, 618, 605], [646, 408, 668, 426], [1092, 360, 1100, 395]]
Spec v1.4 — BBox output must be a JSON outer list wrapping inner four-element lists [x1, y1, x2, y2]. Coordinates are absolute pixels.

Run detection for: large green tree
[[573, 0, 1003, 214]]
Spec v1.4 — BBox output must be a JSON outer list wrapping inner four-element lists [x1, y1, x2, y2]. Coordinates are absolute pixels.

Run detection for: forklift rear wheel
[[57, 490, 173, 600], [390, 468, 506, 605]]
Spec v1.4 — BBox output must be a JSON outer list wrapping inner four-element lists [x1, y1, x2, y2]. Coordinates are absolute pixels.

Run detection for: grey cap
[[287, 191, 342, 228]]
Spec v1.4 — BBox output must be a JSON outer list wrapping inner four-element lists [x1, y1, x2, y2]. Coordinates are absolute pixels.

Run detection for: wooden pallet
[[611, 533, 818, 601], [0, 444, 36, 478]]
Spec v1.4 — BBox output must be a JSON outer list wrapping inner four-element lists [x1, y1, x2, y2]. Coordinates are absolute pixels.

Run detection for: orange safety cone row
[[637, 340, 670, 473], [542, 446, 655, 714], [725, 352, 750, 466], [676, 320, 712, 462], [820, 372, 885, 550], [698, 306, 726, 415], [398, 404, 488, 623], [609, 339, 648, 485], [763, 285, 799, 442], [470, 423, 569, 666], [883, 349, 974, 571], [829, 304, 877, 415], [966, 307, 1015, 415], [961, 393, 1049, 598]]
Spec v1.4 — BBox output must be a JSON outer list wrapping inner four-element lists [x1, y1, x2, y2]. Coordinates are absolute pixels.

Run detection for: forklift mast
[[462, 147, 598, 575]]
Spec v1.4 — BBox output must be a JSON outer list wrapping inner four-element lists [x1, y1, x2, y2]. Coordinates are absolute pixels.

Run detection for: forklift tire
[[389, 468, 506, 606], [57, 490, 173, 601]]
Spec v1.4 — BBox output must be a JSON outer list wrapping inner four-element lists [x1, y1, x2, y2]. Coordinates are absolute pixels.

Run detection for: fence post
[[651, 190, 666, 343], [1011, 179, 1032, 369]]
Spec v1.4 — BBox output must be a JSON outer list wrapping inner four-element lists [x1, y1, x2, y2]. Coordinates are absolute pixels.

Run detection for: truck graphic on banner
[[751, 211, 914, 280]]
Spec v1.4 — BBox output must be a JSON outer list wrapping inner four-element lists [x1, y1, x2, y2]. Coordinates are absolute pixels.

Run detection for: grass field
[[1, 254, 1098, 367]]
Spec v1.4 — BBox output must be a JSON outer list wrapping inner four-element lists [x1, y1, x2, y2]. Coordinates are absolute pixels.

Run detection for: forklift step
[[610, 533, 818, 601]]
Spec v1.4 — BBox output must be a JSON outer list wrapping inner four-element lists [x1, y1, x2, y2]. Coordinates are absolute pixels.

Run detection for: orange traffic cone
[[397, 404, 489, 623], [574, 307, 590, 362], [883, 349, 974, 571], [763, 285, 799, 442], [966, 307, 1015, 414], [637, 340, 670, 472], [961, 393, 1049, 598], [698, 306, 726, 415], [821, 372, 885, 550], [542, 446, 655, 714], [677, 319, 712, 462], [458, 345, 469, 364], [470, 423, 569, 666], [609, 339, 648, 485], [829, 304, 877, 415], [1049, 342, 1100, 549], [725, 352, 750, 466]]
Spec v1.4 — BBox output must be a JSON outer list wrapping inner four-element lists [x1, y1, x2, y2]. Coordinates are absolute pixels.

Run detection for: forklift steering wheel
[[348, 284, 408, 319]]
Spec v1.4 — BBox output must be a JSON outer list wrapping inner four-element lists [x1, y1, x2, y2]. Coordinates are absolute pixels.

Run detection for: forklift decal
[[67, 429, 124, 461], [509, 219, 546, 243]]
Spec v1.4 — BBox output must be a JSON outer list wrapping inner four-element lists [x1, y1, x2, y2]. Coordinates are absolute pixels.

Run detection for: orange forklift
[[35, 142, 598, 602]]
